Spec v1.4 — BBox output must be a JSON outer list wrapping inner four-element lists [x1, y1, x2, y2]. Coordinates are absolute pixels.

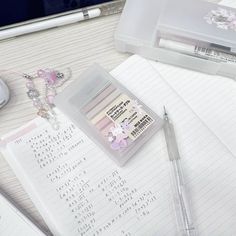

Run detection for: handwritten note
[[3, 112, 174, 236]]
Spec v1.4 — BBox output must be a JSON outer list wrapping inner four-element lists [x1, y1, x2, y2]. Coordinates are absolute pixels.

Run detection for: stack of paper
[[1, 55, 235, 236]]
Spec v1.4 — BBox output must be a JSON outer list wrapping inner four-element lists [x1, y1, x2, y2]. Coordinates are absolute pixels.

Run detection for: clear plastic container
[[55, 64, 164, 166], [115, 0, 236, 79]]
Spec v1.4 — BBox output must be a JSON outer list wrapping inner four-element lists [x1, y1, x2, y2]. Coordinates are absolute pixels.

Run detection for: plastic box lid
[[158, 0, 236, 52]]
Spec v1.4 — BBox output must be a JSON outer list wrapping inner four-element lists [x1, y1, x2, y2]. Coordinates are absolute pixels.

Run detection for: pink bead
[[48, 72, 57, 85], [46, 95, 55, 104], [38, 69, 58, 86]]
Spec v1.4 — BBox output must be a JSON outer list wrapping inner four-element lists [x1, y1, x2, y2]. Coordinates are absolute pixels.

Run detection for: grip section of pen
[[164, 121, 197, 236], [163, 120, 180, 161]]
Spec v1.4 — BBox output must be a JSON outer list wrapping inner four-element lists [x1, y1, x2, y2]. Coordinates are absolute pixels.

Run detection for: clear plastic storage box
[[115, 0, 236, 79]]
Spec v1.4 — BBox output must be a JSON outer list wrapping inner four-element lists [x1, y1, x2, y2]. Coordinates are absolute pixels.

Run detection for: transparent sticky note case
[[55, 64, 163, 166]]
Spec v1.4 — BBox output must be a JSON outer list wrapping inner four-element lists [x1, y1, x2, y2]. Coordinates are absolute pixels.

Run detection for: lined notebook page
[[149, 60, 236, 157], [0, 193, 45, 236], [112, 56, 236, 235], [1, 55, 236, 235]]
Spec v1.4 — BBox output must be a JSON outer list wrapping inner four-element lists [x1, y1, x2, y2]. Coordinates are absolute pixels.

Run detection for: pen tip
[[163, 106, 167, 115], [163, 106, 169, 120]]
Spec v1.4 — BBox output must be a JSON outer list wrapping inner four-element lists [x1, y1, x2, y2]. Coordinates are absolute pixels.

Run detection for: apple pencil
[[0, 8, 101, 40]]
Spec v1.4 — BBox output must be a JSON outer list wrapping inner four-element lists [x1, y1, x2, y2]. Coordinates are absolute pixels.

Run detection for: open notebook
[[1, 55, 235, 236]]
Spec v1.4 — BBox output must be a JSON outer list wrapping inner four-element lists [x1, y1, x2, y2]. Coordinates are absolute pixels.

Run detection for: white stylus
[[0, 8, 101, 40]]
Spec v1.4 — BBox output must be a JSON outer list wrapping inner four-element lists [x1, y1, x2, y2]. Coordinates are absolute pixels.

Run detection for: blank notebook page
[[1, 55, 236, 236], [149, 59, 236, 156]]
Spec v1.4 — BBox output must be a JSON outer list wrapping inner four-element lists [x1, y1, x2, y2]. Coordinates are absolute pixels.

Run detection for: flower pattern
[[204, 8, 236, 31], [107, 121, 129, 150]]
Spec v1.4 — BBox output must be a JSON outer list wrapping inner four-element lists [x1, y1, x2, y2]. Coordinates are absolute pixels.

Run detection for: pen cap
[[115, 0, 236, 79]]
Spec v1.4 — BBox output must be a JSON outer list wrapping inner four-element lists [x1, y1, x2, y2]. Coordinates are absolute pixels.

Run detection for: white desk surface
[[0, 13, 128, 232], [0, 0, 225, 233]]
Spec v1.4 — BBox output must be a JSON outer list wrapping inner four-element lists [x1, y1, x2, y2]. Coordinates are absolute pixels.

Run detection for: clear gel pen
[[163, 107, 197, 236]]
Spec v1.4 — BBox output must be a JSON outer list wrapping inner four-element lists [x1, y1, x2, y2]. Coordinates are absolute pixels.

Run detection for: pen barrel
[[170, 160, 196, 236], [164, 120, 180, 161], [164, 121, 197, 236]]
